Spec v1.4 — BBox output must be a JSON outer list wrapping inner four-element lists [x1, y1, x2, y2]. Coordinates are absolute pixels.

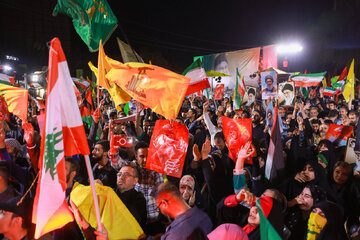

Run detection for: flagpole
[[84, 155, 103, 232]]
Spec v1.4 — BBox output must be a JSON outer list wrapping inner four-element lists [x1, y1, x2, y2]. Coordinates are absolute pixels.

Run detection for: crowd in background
[[0, 84, 360, 240]]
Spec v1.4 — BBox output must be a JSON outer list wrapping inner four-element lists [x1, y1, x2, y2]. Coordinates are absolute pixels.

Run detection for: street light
[[276, 43, 303, 54]]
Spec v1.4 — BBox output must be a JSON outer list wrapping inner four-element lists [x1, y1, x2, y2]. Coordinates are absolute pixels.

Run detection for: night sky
[[1, 0, 360, 78]]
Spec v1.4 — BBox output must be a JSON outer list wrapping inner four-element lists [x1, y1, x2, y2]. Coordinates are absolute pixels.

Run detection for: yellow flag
[[343, 59, 355, 102], [106, 61, 190, 119], [90, 41, 131, 106], [70, 183, 144, 240], [0, 83, 28, 121], [322, 77, 327, 88]]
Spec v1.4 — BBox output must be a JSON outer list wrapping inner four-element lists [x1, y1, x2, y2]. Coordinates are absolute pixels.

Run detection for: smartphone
[[111, 134, 133, 148]]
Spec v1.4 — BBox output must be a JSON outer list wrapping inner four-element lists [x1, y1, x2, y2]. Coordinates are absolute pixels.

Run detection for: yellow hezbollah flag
[[89, 41, 131, 106], [0, 83, 28, 121], [106, 61, 190, 119], [70, 183, 144, 240], [343, 59, 355, 102]]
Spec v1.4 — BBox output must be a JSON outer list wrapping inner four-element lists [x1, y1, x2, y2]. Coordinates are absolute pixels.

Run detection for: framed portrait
[[278, 82, 295, 106], [260, 71, 278, 100]]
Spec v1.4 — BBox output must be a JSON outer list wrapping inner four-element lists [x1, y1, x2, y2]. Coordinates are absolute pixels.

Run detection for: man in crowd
[[92, 140, 117, 190], [151, 182, 213, 240], [116, 162, 147, 229], [133, 141, 164, 235]]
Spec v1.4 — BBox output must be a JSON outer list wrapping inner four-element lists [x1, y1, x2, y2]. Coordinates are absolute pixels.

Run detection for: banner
[[325, 124, 353, 147], [146, 120, 189, 178], [199, 47, 261, 97], [221, 116, 252, 162]]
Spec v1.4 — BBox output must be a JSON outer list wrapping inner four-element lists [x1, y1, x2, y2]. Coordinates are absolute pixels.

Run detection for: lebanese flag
[[290, 72, 327, 87], [182, 59, 210, 96], [265, 107, 285, 185], [0, 73, 15, 85], [32, 38, 90, 239]]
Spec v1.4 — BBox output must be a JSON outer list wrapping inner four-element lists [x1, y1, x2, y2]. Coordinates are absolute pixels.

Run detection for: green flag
[[300, 87, 308, 99], [256, 198, 282, 240], [53, 0, 118, 52], [234, 70, 241, 109], [233, 68, 245, 110], [124, 102, 130, 116]]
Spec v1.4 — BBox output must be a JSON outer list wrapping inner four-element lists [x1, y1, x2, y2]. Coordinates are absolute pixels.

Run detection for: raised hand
[[193, 144, 201, 161], [201, 139, 212, 160]]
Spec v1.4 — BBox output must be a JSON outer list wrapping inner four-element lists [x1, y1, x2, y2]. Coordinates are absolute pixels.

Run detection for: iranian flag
[[0, 73, 15, 85], [323, 87, 336, 97], [233, 68, 245, 110], [182, 58, 210, 96], [290, 72, 327, 87], [32, 38, 90, 239]]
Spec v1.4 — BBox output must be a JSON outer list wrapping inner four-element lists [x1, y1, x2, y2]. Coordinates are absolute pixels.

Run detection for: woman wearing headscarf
[[285, 184, 327, 240], [306, 200, 347, 240], [215, 193, 284, 240]]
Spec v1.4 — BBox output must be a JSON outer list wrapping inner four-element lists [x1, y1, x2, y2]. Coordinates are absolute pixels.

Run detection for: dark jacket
[[116, 188, 147, 229]]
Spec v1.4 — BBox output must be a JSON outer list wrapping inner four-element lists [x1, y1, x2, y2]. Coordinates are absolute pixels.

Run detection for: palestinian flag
[[323, 87, 336, 97], [0, 73, 15, 85], [72, 77, 91, 90], [182, 58, 210, 96], [256, 198, 282, 240], [79, 87, 94, 126], [290, 72, 327, 87], [265, 107, 285, 185], [32, 38, 90, 239], [233, 68, 245, 110]]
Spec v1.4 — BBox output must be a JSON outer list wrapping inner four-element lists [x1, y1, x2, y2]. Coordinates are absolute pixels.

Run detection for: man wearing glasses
[[116, 163, 147, 230]]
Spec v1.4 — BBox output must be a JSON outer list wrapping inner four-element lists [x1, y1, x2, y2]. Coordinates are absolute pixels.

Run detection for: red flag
[[0, 96, 10, 122], [79, 87, 94, 117], [111, 132, 132, 150], [325, 124, 353, 146], [214, 84, 225, 100], [221, 116, 252, 162], [146, 120, 189, 178]]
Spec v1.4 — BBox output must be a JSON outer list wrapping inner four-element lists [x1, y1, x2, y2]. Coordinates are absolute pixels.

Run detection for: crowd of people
[[0, 83, 360, 240]]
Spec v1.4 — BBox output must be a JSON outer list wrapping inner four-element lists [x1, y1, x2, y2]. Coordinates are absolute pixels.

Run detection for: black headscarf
[[313, 201, 348, 240]]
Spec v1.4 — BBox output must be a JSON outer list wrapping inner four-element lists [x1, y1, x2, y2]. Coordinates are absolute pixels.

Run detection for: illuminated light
[[276, 43, 303, 54], [283, 60, 288, 68], [3, 65, 12, 71], [31, 74, 40, 82]]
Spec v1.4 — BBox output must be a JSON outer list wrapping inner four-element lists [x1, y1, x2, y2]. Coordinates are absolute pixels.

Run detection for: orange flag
[[106, 61, 190, 119], [0, 83, 28, 122], [97, 41, 131, 106]]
